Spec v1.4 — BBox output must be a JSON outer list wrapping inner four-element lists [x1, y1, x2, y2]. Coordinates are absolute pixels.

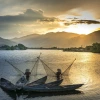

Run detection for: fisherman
[[56, 69, 62, 80], [25, 69, 31, 81]]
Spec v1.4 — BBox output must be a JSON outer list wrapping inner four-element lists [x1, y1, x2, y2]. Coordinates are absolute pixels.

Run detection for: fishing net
[[4, 60, 25, 84], [5, 56, 76, 85], [40, 59, 56, 83], [6, 60, 24, 76], [29, 57, 46, 83], [61, 58, 76, 84], [29, 57, 56, 83], [62, 58, 76, 76]]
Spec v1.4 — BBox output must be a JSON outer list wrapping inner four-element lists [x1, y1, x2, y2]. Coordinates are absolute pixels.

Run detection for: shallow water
[[0, 50, 100, 100]]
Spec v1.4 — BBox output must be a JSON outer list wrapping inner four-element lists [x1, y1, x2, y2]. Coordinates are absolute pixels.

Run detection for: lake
[[0, 50, 100, 100]]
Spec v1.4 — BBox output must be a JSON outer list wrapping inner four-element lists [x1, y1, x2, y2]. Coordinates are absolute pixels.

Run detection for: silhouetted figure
[[25, 69, 31, 81], [56, 69, 62, 80]]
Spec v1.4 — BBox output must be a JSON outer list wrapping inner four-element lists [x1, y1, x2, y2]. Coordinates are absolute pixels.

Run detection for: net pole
[[5, 60, 24, 75], [30, 53, 41, 74], [40, 59, 56, 76], [62, 58, 76, 76]]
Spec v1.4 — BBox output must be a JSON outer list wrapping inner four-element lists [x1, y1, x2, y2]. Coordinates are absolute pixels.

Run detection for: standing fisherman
[[25, 69, 31, 81], [56, 69, 62, 80]]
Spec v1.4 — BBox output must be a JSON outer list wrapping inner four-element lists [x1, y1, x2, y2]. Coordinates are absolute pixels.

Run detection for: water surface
[[0, 50, 100, 100]]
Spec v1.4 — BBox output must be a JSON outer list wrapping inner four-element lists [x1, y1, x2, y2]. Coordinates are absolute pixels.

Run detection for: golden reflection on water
[[39, 51, 100, 91], [62, 52, 100, 91], [0, 50, 100, 91]]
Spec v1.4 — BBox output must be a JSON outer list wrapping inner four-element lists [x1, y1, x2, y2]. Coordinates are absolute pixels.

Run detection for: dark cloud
[[72, 20, 100, 24], [27, 0, 100, 18], [0, 9, 62, 24], [0, 9, 61, 38], [0, 0, 100, 38], [0, 9, 45, 24], [64, 20, 100, 26], [0, 0, 100, 18], [40, 18, 65, 22], [67, 17, 79, 20], [64, 23, 72, 26]]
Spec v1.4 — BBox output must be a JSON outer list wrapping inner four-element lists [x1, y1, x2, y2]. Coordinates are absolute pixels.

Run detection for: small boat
[[16, 76, 47, 86], [35, 84, 83, 92], [0, 78, 16, 91], [26, 76, 47, 86], [1, 55, 84, 93], [23, 82, 83, 92], [23, 79, 63, 91], [16, 76, 27, 87], [0, 76, 47, 91], [0, 77, 83, 92], [5, 55, 48, 89], [44, 79, 63, 87]]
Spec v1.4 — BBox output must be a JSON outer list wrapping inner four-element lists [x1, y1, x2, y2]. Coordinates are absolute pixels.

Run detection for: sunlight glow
[[57, 10, 100, 34], [64, 24, 100, 35]]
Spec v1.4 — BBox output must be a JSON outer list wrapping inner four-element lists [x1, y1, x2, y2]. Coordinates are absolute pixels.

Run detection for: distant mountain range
[[0, 30, 100, 48], [11, 32, 79, 48], [11, 30, 100, 48], [0, 37, 16, 47]]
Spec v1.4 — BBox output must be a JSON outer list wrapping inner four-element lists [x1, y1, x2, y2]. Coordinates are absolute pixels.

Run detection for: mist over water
[[0, 50, 100, 100]]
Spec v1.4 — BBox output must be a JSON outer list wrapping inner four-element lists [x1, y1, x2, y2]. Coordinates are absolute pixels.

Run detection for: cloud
[[31, 0, 100, 18], [0, 9, 61, 38], [40, 18, 65, 23], [0, 9, 63, 24], [73, 20, 100, 24], [64, 20, 100, 26], [0, 9, 45, 24], [0, 0, 100, 18], [0, 0, 100, 38]]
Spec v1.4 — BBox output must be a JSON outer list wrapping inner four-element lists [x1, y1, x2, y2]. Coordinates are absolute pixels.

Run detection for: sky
[[0, 0, 100, 39]]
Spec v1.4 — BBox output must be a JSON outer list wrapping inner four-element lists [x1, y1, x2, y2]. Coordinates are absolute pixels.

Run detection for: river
[[0, 50, 100, 100]]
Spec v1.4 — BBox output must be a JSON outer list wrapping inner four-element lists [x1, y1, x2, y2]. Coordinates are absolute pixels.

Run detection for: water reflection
[[0, 50, 100, 100], [0, 87, 83, 100], [0, 87, 17, 100], [65, 52, 100, 91]]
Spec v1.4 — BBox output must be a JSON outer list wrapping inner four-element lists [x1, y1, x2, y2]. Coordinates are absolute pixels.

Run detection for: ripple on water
[[0, 50, 100, 100]]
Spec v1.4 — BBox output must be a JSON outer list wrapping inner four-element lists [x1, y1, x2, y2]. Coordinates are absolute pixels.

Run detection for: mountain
[[68, 30, 100, 47], [11, 32, 79, 48], [84, 30, 100, 44], [0, 37, 16, 47], [11, 30, 100, 48], [12, 34, 39, 42]]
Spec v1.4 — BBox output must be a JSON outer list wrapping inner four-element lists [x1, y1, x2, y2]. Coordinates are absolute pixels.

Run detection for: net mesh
[[29, 58, 56, 83], [40, 59, 56, 83], [29, 58, 47, 83], [5, 57, 76, 85], [61, 58, 76, 84], [62, 58, 76, 76], [4, 60, 25, 84]]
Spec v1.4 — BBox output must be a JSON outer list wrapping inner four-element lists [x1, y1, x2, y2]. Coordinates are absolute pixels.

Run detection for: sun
[[58, 10, 100, 35], [64, 24, 100, 35]]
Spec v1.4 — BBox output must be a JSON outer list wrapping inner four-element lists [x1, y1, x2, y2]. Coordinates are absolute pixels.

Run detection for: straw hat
[[26, 69, 30, 72]]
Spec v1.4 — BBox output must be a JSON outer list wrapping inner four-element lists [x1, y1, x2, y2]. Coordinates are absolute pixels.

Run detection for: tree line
[[0, 44, 27, 50], [63, 42, 100, 53]]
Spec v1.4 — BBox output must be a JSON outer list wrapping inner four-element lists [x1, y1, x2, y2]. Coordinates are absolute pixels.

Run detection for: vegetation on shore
[[0, 44, 27, 50], [0, 42, 100, 53], [63, 42, 100, 53]]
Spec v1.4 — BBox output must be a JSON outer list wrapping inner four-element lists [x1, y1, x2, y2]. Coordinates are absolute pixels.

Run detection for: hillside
[[11, 32, 79, 48], [69, 30, 100, 47], [0, 37, 16, 47], [11, 30, 100, 48]]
